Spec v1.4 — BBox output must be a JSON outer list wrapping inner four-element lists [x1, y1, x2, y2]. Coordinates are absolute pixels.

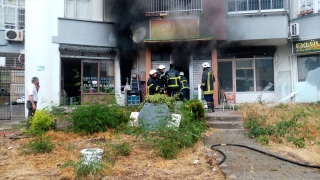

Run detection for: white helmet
[[149, 69, 157, 75], [202, 62, 210, 68], [158, 65, 166, 70], [180, 71, 184, 76]]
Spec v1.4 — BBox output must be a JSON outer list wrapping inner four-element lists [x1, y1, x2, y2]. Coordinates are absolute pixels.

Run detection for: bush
[[139, 94, 179, 112], [139, 100, 207, 159], [25, 136, 55, 154], [28, 110, 55, 136], [70, 104, 131, 134], [112, 142, 131, 156]]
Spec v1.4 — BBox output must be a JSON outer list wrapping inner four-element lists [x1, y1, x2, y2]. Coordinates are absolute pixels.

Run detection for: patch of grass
[[240, 103, 320, 148], [112, 142, 131, 156], [61, 157, 105, 179], [25, 136, 55, 154]]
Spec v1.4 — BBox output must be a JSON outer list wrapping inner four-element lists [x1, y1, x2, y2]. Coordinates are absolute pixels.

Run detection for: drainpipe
[[287, 0, 295, 102]]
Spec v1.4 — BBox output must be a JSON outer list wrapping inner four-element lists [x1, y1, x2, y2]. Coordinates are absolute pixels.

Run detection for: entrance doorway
[[61, 58, 81, 105], [218, 61, 235, 105]]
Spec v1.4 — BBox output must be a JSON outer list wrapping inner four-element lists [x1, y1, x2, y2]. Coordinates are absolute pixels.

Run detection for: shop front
[[59, 44, 118, 105], [143, 17, 219, 106], [293, 38, 320, 102]]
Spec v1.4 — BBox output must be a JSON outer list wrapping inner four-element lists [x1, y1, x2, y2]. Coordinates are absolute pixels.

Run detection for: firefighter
[[147, 69, 160, 95], [156, 65, 167, 94], [165, 63, 180, 97], [179, 71, 190, 101], [201, 62, 215, 112]]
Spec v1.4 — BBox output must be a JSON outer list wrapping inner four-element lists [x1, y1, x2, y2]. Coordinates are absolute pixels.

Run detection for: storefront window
[[83, 60, 98, 93], [298, 55, 320, 89], [236, 60, 254, 92], [100, 60, 115, 93], [255, 59, 274, 91], [82, 59, 115, 93]]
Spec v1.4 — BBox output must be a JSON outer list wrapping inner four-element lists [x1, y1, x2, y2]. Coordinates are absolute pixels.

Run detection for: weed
[[139, 94, 180, 112], [61, 157, 105, 179], [258, 136, 269, 145], [25, 136, 55, 154], [112, 142, 131, 156], [181, 100, 205, 120]]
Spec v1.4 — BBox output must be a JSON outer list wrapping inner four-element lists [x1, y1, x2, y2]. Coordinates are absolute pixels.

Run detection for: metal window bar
[[141, 0, 203, 15], [0, 0, 25, 30], [228, 0, 286, 15]]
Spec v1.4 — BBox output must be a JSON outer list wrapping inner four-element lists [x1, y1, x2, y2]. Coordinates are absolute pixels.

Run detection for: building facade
[[2, 0, 319, 118]]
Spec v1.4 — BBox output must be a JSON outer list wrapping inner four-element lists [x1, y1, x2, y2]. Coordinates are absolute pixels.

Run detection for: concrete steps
[[206, 110, 243, 130]]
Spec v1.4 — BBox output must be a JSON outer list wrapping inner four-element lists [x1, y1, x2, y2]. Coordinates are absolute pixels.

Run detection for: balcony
[[227, 0, 287, 15], [140, 0, 203, 16]]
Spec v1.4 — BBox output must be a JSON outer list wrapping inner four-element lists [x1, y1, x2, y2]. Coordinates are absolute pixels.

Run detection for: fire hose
[[211, 143, 320, 169]]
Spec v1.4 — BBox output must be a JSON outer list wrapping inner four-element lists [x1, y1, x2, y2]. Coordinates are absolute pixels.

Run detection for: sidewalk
[[205, 110, 320, 179]]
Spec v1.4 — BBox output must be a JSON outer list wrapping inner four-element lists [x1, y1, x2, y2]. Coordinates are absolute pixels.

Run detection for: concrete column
[[145, 48, 151, 96], [25, 0, 64, 117], [212, 48, 218, 107]]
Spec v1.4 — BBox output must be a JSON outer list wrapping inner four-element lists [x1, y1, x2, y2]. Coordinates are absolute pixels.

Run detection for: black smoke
[[107, 0, 146, 85]]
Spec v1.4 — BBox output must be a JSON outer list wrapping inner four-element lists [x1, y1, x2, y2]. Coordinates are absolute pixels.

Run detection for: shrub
[[112, 142, 131, 156], [28, 109, 55, 136], [139, 94, 180, 112], [70, 104, 131, 134], [25, 136, 55, 154]]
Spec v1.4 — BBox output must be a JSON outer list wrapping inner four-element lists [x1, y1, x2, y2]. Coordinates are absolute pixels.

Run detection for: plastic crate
[[127, 95, 140, 106]]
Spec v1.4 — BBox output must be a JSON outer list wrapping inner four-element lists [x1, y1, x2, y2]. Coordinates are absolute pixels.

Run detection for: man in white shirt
[[26, 77, 40, 118]]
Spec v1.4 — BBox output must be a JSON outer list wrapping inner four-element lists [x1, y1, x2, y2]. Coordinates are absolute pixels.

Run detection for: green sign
[[293, 39, 320, 54]]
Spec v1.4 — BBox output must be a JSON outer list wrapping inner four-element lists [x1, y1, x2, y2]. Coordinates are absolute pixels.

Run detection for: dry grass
[[238, 103, 320, 164], [0, 129, 226, 180]]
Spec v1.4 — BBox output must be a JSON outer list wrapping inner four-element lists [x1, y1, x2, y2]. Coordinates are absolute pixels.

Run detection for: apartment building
[[2, 0, 319, 118]]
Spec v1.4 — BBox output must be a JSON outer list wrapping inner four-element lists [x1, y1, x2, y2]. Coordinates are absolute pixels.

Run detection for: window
[[103, 0, 115, 22], [65, 0, 91, 19], [298, 55, 320, 89], [228, 0, 285, 15], [0, 0, 25, 30], [82, 60, 115, 93], [298, 0, 320, 16], [235, 58, 274, 92]]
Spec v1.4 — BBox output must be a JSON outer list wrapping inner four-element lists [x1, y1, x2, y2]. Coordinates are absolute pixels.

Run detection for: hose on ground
[[211, 143, 320, 169]]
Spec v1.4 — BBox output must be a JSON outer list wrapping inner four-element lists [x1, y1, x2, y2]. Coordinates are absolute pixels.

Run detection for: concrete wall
[[52, 18, 116, 47], [25, 0, 64, 114], [227, 15, 288, 41], [0, 30, 24, 54], [292, 14, 320, 40]]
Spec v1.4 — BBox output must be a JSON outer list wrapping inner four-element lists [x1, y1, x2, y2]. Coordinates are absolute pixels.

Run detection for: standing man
[[179, 71, 190, 101], [165, 63, 180, 97], [201, 62, 215, 112], [26, 77, 40, 121], [156, 65, 167, 94], [147, 69, 160, 95]]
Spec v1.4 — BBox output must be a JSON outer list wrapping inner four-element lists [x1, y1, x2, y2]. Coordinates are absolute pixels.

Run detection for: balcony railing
[[228, 0, 286, 15], [140, 0, 203, 16]]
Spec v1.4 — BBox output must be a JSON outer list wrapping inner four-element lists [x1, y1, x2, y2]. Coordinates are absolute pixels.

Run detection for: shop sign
[[151, 18, 199, 40], [293, 39, 320, 54]]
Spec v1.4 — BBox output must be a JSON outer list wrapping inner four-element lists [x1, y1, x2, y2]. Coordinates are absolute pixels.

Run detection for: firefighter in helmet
[[147, 69, 160, 95], [201, 62, 215, 112], [165, 63, 180, 97], [156, 65, 167, 94], [179, 71, 190, 101]]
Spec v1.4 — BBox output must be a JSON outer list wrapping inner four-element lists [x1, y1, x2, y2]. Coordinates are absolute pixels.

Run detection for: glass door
[[218, 61, 235, 104]]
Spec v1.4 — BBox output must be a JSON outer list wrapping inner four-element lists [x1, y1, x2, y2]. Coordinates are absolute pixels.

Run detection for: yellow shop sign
[[293, 39, 320, 54]]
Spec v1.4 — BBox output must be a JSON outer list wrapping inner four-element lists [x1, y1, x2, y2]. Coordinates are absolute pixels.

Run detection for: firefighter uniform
[[165, 68, 180, 96], [179, 73, 190, 100], [156, 70, 167, 94], [147, 70, 160, 95], [201, 65, 215, 112]]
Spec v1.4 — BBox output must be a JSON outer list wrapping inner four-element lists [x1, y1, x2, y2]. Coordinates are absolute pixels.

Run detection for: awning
[[144, 37, 214, 43]]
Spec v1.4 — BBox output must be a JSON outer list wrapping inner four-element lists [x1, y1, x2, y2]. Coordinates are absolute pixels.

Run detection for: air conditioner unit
[[160, 11, 168, 17], [290, 23, 299, 37], [5, 29, 24, 41]]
